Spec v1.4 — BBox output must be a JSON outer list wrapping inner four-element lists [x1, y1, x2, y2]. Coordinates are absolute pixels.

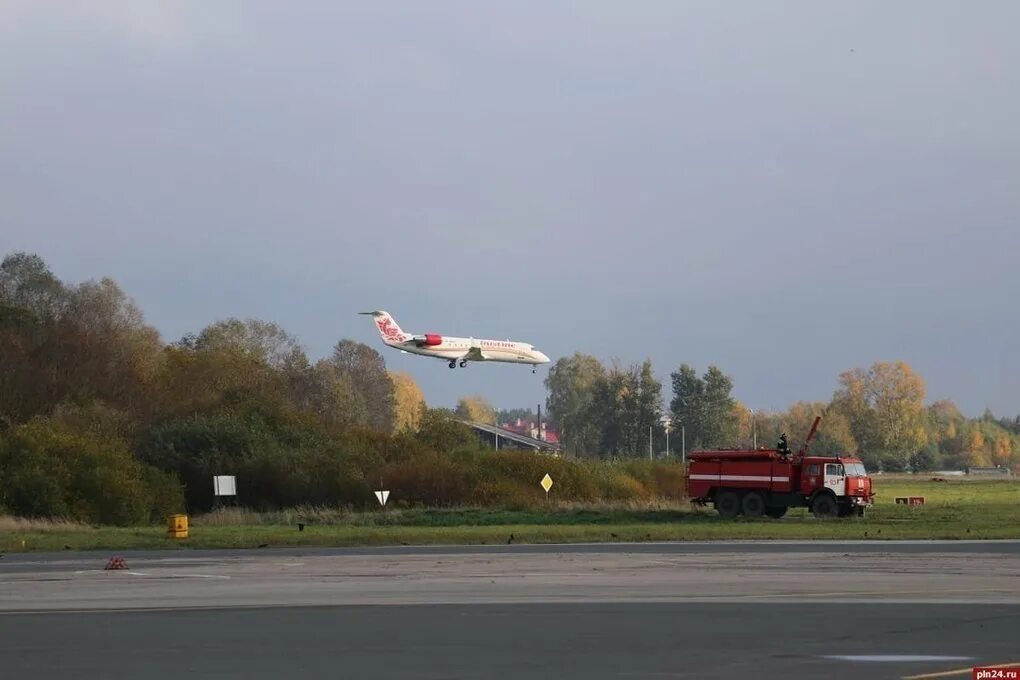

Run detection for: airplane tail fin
[[359, 310, 411, 344]]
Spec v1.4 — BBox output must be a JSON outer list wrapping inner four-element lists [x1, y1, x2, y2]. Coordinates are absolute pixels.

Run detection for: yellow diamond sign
[[540, 473, 553, 493]]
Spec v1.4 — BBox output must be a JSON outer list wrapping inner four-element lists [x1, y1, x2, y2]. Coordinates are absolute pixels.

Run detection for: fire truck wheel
[[715, 490, 740, 518], [811, 494, 839, 519], [741, 492, 766, 517], [764, 506, 788, 519]]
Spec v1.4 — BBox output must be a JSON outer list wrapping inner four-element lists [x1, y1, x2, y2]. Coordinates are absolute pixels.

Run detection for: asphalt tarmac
[[2, 542, 1018, 679]]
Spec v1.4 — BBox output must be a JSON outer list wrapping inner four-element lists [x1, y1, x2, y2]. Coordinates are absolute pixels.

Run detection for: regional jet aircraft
[[360, 311, 551, 372]]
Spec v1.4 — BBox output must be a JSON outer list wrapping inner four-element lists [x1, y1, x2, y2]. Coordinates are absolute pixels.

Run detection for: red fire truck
[[686, 417, 875, 519]]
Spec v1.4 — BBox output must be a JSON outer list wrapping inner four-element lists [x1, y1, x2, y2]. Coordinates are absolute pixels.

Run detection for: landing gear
[[448, 360, 456, 369], [532, 365, 537, 374], [459, 360, 467, 368]]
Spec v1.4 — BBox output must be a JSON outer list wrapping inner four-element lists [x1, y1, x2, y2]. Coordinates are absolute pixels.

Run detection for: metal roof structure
[[459, 420, 561, 453]]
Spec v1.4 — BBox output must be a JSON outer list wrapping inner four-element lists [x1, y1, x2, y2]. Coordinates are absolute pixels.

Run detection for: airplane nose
[[536, 351, 551, 364]]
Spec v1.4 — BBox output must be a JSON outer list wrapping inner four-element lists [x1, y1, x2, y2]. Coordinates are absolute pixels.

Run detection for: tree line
[[2, 251, 1017, 525], [0, 252, 682, 524], [545, 353, 1020, 473]]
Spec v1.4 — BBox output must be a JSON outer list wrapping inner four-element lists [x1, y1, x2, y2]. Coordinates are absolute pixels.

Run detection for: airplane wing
[[460, 347, 489, 362]]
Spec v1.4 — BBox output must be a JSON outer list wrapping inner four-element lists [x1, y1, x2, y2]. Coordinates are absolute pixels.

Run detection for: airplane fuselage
[[393, 336, 540, 364], [361, 310, 550, 370]]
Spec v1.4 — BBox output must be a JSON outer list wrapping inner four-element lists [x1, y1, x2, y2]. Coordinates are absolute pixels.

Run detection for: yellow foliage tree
[[731, 401, 754, 447], [993, 435, 1013, 467], [456, 395, 496, 425], [778, 402, 857, 455], [389, 372, 426, 432], [831, 361, 926, 466]]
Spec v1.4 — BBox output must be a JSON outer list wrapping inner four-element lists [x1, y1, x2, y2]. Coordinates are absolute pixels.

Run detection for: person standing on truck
[[778, 433, 791, 456]]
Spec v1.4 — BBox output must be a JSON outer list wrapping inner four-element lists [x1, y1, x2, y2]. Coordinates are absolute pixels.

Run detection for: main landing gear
[[449, 360, 468, 369]]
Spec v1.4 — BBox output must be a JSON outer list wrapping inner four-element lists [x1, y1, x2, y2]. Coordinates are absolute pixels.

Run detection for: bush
[[0, 418, 184, 525]]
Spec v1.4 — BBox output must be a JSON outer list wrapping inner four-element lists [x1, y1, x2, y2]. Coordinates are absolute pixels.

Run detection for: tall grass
[[0, 515, 90, 533]]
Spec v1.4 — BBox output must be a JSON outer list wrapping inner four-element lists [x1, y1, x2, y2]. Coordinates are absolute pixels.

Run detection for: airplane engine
[[414, 333, 443, 346]]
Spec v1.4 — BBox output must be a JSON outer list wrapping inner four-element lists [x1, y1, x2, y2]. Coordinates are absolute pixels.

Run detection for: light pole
[[748, 407, 757, 449]]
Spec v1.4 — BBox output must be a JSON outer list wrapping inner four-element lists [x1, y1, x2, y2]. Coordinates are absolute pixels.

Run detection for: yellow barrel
[[167, 514, 189, 539]]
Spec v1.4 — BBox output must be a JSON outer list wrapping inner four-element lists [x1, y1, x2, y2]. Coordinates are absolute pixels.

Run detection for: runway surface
[[3, 541, 1019, 679]]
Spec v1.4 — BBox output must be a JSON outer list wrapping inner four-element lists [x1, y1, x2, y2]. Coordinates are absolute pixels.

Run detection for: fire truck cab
[[686, 417, 875, 519]]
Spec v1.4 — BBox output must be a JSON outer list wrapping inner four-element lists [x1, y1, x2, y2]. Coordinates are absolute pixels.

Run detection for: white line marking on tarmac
[[71, 571, 231, 579], [823, 655, 973, 663]]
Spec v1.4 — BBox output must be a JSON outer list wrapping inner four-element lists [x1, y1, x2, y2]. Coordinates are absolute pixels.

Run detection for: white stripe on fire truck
[[688, 474, 791, 482]]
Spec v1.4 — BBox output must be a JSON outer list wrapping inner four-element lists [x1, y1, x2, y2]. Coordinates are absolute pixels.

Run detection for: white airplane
[[360, 310, 551, 372]]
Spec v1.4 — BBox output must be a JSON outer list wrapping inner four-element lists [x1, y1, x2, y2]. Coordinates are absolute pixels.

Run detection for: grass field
[[2, 477, 1018, 552]]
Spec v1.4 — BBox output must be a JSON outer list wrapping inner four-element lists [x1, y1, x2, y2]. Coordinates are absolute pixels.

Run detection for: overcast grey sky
[[2, 1, 1018, 417]]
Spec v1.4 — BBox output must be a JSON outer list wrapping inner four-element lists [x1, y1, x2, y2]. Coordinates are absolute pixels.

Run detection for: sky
[[2, 1, 1018, 417]]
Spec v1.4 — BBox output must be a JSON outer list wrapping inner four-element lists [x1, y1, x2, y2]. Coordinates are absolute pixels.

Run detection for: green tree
[[0, 410, 182, 524], [415, 408, 477, 452], [670, 364, 737, 449], [545, 353, 606, 456], [591, 360, 662, 458], [590, 363, 637, 456], [637, 360, 664, 455]]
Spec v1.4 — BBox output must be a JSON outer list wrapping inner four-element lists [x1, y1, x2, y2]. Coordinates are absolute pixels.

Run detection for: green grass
[[3, 477, 1018, 552]]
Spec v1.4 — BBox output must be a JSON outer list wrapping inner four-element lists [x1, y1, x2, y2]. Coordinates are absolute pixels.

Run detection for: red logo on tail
[[376, 316, 405, 342]]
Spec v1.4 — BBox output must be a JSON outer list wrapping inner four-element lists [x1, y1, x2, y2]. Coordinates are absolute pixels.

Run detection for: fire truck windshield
[[843, 462, 867, 477]]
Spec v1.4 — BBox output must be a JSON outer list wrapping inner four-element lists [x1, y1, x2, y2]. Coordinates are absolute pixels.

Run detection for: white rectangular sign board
[[213, 475, 237, 497]]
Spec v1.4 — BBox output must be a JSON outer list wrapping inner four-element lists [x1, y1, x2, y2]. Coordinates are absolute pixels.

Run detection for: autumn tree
[[751, 402, 858, 456], [830, 361, 927, 469], [0, 253, 163, 422], [194, 318, 306, 369], [456, 395, 496, 425], [390, 372, 426, 431], [329, 339, 396, 432], [294, 360, 368, 430]]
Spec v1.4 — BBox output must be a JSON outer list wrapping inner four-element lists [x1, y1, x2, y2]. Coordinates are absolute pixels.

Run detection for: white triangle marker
[[374, 490, 390, 506]]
